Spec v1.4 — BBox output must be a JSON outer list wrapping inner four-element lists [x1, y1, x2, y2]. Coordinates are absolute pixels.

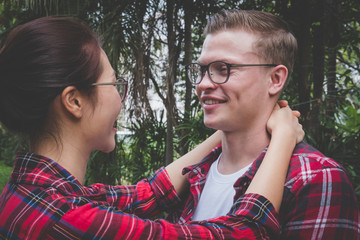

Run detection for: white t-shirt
[[192, 155, 251, 221]]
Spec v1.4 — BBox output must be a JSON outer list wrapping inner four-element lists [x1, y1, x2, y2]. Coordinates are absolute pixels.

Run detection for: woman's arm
[[245, 101, 304, 212], [165, 130, 222, 195], [96, 131, 221, 218]]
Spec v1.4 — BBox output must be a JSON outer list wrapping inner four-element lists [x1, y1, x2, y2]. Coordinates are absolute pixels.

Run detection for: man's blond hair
[[204, 9, 297, 76]]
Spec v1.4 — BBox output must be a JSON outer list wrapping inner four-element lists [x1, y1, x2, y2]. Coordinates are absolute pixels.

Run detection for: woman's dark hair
[[0, 17, 102, 141]]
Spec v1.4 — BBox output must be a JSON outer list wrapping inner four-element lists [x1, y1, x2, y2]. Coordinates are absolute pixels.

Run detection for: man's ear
[[268, 65, 288, 96], [61, 86, 83, 119]]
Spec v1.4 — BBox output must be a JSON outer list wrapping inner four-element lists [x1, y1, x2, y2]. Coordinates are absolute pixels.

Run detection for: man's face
[[196, 29, 274, 133]]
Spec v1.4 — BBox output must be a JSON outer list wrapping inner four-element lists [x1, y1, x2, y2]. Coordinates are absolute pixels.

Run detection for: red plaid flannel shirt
[[167, 142, 360, 240], [0, 152, 280, 239]]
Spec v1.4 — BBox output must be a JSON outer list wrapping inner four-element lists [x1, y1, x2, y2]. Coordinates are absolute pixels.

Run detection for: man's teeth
[[204, 99, 221, 105]]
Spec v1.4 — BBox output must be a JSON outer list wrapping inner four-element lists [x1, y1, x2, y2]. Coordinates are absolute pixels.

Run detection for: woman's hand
[[267, 100, 304, 145]]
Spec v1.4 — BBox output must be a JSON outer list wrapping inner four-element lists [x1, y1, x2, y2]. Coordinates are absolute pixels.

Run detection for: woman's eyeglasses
[[92, 77, 128, 102]]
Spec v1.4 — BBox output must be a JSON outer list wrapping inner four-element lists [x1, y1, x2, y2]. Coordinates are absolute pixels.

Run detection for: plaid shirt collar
[[183, 144, 268, 188], [11, 152, 88, 195]]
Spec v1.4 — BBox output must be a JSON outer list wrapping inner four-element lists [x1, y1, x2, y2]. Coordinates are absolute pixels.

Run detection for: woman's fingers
[[278, 100, 301, 118]]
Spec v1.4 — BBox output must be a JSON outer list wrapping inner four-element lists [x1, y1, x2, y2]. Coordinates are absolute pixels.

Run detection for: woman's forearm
[[165, 130, 222, 195], [245, 129, 296, 212]]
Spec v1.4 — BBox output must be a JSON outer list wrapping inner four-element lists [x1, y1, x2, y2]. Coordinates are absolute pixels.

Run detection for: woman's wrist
[[271, 126, 297, 148]]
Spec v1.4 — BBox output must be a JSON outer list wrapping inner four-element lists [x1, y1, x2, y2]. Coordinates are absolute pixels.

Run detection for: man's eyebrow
[[196, 59, 231, 65], [196, 60, 208, 65]]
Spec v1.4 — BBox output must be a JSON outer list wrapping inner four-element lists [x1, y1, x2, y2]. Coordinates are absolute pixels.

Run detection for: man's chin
[[203, 120, 221, 131]]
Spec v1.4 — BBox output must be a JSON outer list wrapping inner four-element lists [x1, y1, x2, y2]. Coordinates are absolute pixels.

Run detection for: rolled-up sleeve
[[49, 193, 279, 239]]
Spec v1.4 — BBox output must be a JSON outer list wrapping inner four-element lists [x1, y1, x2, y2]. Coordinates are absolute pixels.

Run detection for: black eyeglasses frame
[[186, 61, 278, 85]]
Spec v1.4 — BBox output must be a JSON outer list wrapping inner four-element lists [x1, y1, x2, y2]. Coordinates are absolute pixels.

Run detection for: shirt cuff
[[147, 167, 181, 210], [229, 193, 280, 236]]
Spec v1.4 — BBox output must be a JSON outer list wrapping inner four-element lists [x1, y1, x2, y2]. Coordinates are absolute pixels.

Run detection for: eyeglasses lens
[[208, 62, 228, 84], [187, 62, 229, 84], [187, 64, 202, 84]]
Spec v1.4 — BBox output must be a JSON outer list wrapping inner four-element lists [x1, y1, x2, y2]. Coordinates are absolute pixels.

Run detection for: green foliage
[[335, 96, 360, 134], [121, 116, 167, 183], [334, 96, 360, 197], [176, 105, 216, 150], [0, 126, 27, 166], [0, 161, 12, 192]]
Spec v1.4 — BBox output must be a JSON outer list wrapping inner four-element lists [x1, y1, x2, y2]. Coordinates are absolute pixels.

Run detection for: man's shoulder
[[183, 145, 222, 175], [290, 141, 343, 169], [285, 141, 347, 189]]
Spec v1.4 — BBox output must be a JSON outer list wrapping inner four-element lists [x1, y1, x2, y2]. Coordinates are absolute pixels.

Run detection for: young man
[[168, 10, 359, 239]]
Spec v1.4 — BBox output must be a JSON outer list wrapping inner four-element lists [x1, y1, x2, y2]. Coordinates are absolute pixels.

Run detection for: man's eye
[[215, 66, 227, 74], [212, 63, 227, 72]]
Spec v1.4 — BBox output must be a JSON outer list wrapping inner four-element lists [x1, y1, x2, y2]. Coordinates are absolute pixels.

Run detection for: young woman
[[0, 17, 303, 239]]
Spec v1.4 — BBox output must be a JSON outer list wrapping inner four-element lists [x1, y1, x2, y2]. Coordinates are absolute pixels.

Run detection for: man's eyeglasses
[[186, 61, 278, 85], [92, 77, 128, 102]]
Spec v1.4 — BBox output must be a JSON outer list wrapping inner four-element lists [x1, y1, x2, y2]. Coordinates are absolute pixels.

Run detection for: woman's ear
[[61, 86, 83, 119], [268, 65, 288, 96]]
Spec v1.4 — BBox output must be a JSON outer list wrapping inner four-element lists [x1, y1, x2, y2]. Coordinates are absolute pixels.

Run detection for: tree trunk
[[131, 1, 155, 120], [165, 0, 177, 165], [178, 0, 193, 156], [310, 1, 325, 142], [292, 0, 312, 129], [325, 0, 340, 124]]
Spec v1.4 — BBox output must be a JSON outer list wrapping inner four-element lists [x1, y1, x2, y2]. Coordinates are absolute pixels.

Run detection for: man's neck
[[217, 128, 270, 175]]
